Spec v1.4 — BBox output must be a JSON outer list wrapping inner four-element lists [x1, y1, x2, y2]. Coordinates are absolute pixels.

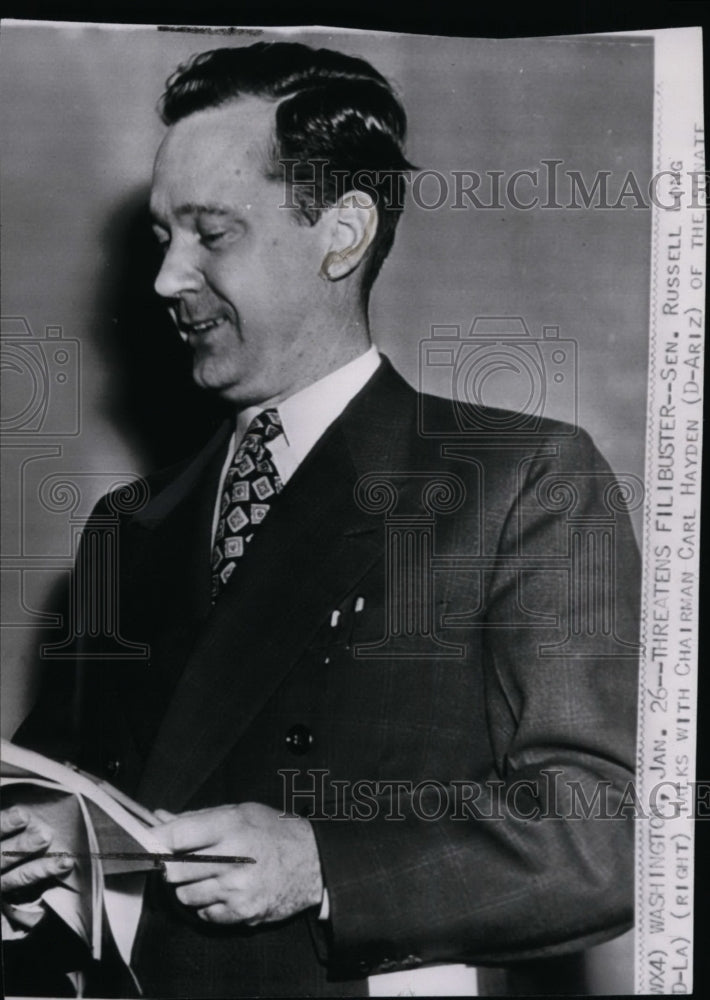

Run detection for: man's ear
[[320, 190, 378, 281]]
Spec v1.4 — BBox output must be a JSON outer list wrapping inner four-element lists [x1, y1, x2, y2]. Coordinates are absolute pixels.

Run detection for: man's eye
[[200, 231, 227, 247], [152, 231, 170, 254]]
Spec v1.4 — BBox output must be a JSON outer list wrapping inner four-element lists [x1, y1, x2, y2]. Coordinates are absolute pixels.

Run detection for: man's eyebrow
[[176, 203, 237, 218], [149, 203, 241, 226]]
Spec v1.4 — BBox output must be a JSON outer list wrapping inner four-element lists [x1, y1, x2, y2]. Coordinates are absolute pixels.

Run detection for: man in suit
[[2, 41, 640, 996]]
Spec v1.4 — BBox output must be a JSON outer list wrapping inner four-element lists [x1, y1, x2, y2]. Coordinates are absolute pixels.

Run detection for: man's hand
[[157, 803, 324, 926], [1, 807, 73, 897]]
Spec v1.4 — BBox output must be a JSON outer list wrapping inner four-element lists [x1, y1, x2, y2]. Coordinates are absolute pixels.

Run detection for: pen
[[1, 849, 256, 865]]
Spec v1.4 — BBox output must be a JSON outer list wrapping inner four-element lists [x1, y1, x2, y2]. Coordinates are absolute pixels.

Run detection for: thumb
[[154, 808, 177, 823]]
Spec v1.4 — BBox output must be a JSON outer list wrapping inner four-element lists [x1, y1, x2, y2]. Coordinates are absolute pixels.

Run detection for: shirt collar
[[234, 346, 381, 466]]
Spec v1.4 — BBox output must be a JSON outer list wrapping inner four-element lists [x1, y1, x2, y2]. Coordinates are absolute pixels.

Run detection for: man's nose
[[154, 241, 203, 299]]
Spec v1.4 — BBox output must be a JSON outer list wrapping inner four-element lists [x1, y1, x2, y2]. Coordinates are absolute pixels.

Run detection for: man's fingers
[[160, 821, 213, 854], [159, 812, 232, 853], [163, 860, 231, 885], [1, 808, 29, 837], [174, 877, 222, 908], [0, 822, 53, 872], [1, 852, 73, 893], [198, 902, 231, 924]]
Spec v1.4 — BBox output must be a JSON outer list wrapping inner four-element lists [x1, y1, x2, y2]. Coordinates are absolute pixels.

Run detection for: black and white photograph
[[0, 15, 704, 998]]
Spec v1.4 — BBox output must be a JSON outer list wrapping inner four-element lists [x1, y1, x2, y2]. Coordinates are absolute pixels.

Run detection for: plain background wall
[[1, 22, 653, 994]]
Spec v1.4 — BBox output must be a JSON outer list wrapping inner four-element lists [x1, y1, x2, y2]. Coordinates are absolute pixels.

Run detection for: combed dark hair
[[159, 42, 415, 297]]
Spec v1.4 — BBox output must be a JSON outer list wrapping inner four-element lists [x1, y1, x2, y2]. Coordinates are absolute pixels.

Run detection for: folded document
[[1, 739, 168, 981]]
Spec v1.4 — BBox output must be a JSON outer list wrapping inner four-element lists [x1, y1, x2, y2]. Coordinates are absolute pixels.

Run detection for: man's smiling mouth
[[174, 314, 231, 343], [180, 316, 226, 335]]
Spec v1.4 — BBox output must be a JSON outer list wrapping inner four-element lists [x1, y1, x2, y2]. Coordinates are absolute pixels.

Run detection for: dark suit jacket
[[11, 359, 640, 997]]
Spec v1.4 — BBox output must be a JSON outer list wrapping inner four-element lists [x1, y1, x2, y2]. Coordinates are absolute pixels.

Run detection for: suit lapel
[[108, 425, 231, 759], [127, 422, 232, 626]]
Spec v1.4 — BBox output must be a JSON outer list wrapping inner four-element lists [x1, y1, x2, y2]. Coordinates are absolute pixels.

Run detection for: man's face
[[150, 99, 333, 407]]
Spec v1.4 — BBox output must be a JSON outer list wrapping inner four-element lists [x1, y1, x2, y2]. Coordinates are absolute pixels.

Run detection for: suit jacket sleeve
[[312, 427, 640, 976]]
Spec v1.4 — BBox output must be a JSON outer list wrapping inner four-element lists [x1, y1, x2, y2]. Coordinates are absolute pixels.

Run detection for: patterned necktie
[[211, 408, 284, 601]]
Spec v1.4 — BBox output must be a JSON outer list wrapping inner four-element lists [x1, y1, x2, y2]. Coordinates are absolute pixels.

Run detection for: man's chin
[[191, 365, 245, 405]]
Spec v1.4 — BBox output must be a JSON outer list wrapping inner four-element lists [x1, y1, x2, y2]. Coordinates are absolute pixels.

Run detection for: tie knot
[[242, 408, 283, 452]]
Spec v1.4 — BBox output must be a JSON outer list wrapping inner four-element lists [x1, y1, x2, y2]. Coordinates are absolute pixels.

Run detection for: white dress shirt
[[212, 346, 382, 544]]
